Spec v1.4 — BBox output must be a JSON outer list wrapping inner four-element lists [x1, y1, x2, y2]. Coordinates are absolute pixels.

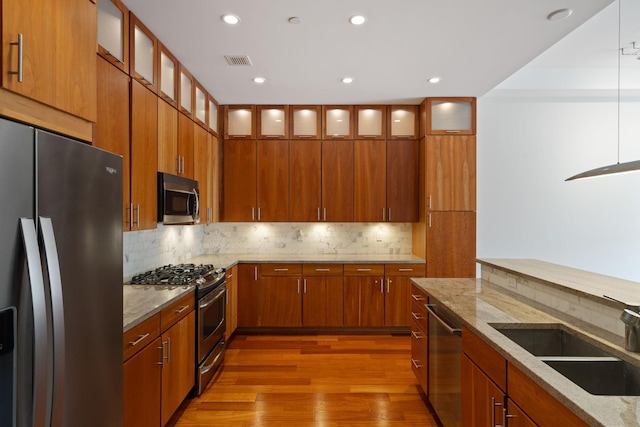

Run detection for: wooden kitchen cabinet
[[302, 264, 344, 327], [193, 123, 210, 222], [426, 135, 476, 211], [388, 105, 418, 139], [157, 99, 179, 175], [130, 79, 158, 230], [290, 105, 321, 139], [157, 42, 177, 106], [130, 14, 157, 93], [355, 105, 386, 139], [289, 139, 322, 222], [321, 140, 354, 222], [94, 56, 131, 229], [257, 105, 289, 139], [178, 65, 194, 117], [97, 0, 129, 74], [384, 264, 425, 327], [237, 264, 261, 327], [462, 354, 506, 427], [323, 106, 353, 139], [426, 211, 476, 278], [222, 139, 257, 222], [209, 133, 221, 222], [410, 285, 428, 393], [259, 264, 303, 327], [177, 112, 194, 178], [424, 97, 476, 135], [257, 140, 289, 221], [343, 264, 385, 327], [2, 0, 97, 123], [208, 96, 219, 136], [225, 265, 238, 339], [504, 399, 537, 427], [224, 105, 255, 139], [194, 82, 208, 127], [387, 139, 419, 222], [123, 335, 162, 427]]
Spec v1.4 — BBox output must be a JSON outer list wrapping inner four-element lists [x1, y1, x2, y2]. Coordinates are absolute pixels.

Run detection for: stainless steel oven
[[196, 276, 226, 395]]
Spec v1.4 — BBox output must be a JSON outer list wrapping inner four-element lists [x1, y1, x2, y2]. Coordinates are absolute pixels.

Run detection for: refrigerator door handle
[[39, 217, 65, 427], [19, 218, 49, 427]]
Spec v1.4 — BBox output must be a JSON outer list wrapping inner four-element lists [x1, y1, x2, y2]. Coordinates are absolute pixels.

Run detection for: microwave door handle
[[39, 217, 65, 427], [192, 188, 199, 222], [19, 218, 49, 427]]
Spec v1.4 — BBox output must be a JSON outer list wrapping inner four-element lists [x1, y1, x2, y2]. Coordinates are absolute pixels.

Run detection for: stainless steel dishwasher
[[426, 300, 462, 427]]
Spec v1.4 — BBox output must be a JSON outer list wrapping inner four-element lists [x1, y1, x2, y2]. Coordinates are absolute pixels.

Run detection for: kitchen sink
[[492, 323, 609, 357], [491, 323, 640, 396]]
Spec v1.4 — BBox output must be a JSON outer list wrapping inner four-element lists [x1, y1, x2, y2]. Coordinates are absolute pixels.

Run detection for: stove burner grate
[[130, 263, 215, 285]]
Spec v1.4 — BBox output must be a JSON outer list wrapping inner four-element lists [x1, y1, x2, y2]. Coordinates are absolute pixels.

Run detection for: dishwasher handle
[[425, 304, 461, 336]]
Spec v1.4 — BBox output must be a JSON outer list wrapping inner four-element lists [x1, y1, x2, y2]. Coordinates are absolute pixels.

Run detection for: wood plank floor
[[167, 334, 439, 426]]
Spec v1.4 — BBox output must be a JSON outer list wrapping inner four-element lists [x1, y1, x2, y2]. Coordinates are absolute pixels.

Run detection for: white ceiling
[[122, 0, 614, 105]]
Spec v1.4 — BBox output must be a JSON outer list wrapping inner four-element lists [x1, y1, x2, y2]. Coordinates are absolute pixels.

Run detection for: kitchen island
[[412, 259, 640, 426]]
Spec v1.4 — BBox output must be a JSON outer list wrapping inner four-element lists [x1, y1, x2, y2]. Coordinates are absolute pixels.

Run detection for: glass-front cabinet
[[97, 0, 129, 73], [389, 105, 418, 139], [224, 105, 255, 139], [323, 106, 353, 139], [158, 43, 177, 106], [178, 66, 193, 116], [194, 82, 207, 126], [208, 96, 219, 135], [425, 97, 476, 135], [130, 15, 157, 92], [257, 106, 289, 139], [355, 106, 386, 139], [290, 105, 321, 139]]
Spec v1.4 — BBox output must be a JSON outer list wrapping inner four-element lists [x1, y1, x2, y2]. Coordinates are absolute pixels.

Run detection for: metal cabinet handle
[[411, 358, 422, 369], [129, 333, 150, 347], [303, 278, 307, 293], [388, 208, 391, 222], [158, 344, 164, 366], [258, 207, 261, 221], [491, 397, 504, 427], [176, 155, 181, 174], [386, 278, 391, 293], [411, 294, 425, 301], [10, 33, 24, 82], [167, 337, 171, 364], [382, 208, 386, 221], [380, 278, 384, 293], [273, 268, 289, 272], [399, 268, 414, 272], [357, 268, 371, 272], [315, 268, 330, 272], [252, 207, 255, 221], [175, 305, 190, 314], [317, 207, 321, 221], [297, 279, 301, 294], [411, 312, 423, 320], [425, 304, 461, 336], [323, 208, 327, 221], [411, 331, 422, 339]]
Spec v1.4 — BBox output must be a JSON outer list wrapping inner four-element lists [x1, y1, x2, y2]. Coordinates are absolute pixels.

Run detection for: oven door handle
[[199, 286, 226, 309], [425, 304, 461, 336]]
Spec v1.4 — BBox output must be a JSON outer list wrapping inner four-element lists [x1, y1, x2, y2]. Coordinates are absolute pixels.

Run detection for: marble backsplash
[[123, 222, 413, 280]]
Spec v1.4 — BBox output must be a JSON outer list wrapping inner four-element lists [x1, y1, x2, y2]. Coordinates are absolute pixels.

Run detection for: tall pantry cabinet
[[413, 98, 477, 278]]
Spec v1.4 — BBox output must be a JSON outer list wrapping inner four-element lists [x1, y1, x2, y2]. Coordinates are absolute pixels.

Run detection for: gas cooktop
[[129, 263, 215, 285]]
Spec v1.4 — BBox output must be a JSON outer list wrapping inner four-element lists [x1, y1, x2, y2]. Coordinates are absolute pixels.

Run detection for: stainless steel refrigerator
[[0, 117, 123, 427]]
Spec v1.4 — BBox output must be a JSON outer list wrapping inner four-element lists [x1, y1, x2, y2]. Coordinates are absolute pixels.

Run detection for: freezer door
[[37, 131, 124, 427], [0, 118, 35, 427]]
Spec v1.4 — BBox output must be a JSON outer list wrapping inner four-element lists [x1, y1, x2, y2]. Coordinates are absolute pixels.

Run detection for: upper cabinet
[[178, 65, 193, 116], [422, 97, 476, 136], [158, 43, 177, 106], [257, 105, 289, 139], [389, 105, 418, 139], [355, 106, 386, 140], [323, 106, 353, 139], [2, 0, 98, 125], [224, 105, 255, 139], [208, 96, 219, 135], [97, 0, 129, 73], [194, 81, 207, 127], [290, 105, 321, 139], [130, 14, 157, 93]]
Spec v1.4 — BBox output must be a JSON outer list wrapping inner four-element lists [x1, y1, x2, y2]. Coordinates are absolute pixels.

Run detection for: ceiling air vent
[[224, 55, 253, 66]]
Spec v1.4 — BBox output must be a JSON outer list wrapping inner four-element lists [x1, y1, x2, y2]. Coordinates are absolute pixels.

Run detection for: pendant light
[[566, 0, 640, 181]]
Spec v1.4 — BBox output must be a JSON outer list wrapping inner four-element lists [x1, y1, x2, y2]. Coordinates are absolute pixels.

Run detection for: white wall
[[477, 96, 640, 281]]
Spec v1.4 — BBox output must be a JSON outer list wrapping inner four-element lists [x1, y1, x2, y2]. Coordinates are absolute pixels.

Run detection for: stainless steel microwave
[[158, 172, 199, 225]]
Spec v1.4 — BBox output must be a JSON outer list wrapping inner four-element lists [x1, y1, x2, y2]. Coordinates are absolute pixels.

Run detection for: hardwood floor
[[168, 334, 439, 426]]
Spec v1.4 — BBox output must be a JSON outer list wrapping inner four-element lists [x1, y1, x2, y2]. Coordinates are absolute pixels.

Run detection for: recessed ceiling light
[[221, 14, 240, 25], [428, 77, 441, 84], [349, 15, 367, 25], [547, 8, 572, 21], [341, 77, 353, 84], [253, 77, 266, 84], [288, 17, 302, 24]]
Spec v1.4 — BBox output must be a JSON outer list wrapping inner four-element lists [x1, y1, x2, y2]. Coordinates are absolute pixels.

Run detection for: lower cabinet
[[344, 264, 386, 327], [237, 264, 260, 327], [385, 264, 425, 326], [462, 326, 589, 427], [260, 264, 303, 326], [302, 264, 344, 327], [123, 292, 195, 427]]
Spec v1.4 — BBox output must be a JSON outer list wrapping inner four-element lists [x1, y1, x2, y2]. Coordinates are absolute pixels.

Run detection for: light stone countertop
[[123, 285, 194, 332], [412, 277, 640, 427], [123, 253, 425, 332]]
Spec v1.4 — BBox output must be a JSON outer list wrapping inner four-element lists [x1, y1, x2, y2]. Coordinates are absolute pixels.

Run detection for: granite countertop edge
[[412, 277, 640, 427], [123, 286, 194, 332]]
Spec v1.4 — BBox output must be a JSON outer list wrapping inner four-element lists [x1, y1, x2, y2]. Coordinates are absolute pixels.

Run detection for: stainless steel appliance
[[0, 117, 123, 427], [426, 301, 462, 427], [158, 172, 199, 225], [129, 263, 226, 395]]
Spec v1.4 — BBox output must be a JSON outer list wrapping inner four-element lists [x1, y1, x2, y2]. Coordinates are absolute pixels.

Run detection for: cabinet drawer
[[123, 313, 160, 362], [260, 263, 302, 276], [411, 318, 427, 354], [161, 292, 195, 332], [343, 264, 384, 276], [385, 263, 425, 276], [302, 263, 343, 276], [411, 340, 428, 393], [462, 326, 506, 391], [411, 298, 428, 331]]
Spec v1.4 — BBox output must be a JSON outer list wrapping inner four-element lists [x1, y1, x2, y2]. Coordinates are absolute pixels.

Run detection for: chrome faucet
[[604, 295, 640, 352]]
